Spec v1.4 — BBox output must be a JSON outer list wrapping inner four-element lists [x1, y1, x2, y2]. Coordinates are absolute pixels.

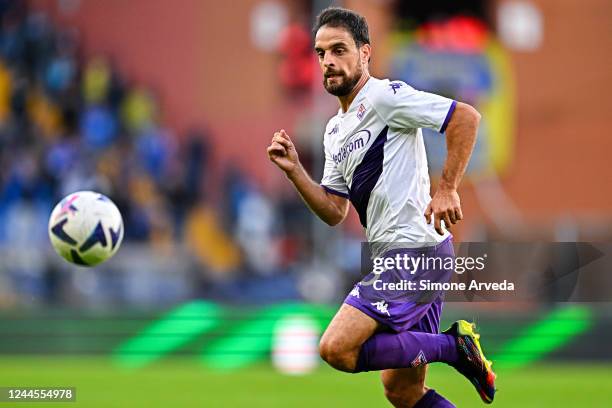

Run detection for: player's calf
[[382, 368, 457, 408], [382, 367, 427, 407], [384, 385, 424, 408]]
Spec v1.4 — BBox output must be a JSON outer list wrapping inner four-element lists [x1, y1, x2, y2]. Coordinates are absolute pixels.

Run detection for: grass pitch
[[1, 357, 611, 407]]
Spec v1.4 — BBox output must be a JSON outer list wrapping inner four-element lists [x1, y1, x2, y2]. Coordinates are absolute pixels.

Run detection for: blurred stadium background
[[0, 0, 611, 406]]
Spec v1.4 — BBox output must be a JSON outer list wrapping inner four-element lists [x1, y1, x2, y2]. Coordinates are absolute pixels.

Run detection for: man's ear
[[360, 44, 371, 64]]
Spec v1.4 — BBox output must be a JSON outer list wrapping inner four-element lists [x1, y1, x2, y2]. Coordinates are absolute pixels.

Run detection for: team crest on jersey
[[356, 103, 367, 120], [411, 350, 428, 367]]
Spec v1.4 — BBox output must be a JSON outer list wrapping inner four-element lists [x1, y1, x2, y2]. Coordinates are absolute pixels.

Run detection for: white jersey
[[320, 77, 456, 252]]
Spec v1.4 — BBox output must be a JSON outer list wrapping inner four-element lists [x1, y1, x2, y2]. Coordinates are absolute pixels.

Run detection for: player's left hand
[[424, 189, 463, 235]]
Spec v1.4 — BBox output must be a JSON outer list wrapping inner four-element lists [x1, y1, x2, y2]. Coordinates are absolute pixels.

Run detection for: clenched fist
[[267, 129, 300, 175]]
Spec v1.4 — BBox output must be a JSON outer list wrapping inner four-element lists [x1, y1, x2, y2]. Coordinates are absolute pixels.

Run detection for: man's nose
[[323, 53, 335, 68]]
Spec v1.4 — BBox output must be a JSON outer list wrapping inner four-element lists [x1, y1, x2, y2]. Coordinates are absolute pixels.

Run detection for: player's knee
[[318, 336, 356, 372]]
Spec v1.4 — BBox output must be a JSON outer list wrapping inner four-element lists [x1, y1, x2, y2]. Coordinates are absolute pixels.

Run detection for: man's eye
[[335, 48, 344, 55]]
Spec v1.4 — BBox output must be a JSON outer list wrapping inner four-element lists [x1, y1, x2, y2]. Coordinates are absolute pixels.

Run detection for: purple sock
[[354, 331, 457, 372], [413, 389, 456, 408]]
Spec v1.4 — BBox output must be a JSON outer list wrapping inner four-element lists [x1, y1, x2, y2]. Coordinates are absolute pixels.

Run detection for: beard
[[323, 63, 363, 97]]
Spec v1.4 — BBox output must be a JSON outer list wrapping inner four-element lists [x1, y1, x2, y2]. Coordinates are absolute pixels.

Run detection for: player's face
[[314, 26, 369, 97]]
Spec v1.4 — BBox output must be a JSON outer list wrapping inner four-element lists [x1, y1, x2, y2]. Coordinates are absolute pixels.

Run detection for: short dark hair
[[312, 7, 370, 47]]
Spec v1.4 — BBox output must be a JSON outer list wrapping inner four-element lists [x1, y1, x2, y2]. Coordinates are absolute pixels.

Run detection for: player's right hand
[[267, 129, 299, 175], [424, 188, 463, 235]]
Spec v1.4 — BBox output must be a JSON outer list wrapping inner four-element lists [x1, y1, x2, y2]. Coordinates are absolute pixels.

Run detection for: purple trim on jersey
[[322, 185, 349, 198], [440, 100, 457, 134], [348, 126, 388, 228]]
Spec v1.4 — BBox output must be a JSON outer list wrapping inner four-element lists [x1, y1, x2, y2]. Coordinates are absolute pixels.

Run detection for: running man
[[267, 7, 495, 407]]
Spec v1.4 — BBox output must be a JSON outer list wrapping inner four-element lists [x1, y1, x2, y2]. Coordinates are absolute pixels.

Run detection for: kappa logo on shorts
[[371, 300, 390, 316], [411, 350, 428, 367], [350, 286, 360, 298]]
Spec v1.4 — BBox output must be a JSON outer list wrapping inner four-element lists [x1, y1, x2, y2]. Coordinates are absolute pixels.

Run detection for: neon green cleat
[[443, 320, 497, 404]]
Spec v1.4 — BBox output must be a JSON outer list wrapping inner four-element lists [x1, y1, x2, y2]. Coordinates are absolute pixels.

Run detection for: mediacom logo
[[332, 130, 371, 165]]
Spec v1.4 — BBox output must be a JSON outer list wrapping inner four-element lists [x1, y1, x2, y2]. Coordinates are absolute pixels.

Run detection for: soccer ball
[[48, 191, 124, 267]]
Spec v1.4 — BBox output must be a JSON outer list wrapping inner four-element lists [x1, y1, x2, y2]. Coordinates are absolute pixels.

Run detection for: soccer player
[[267, 7, 495, 408]]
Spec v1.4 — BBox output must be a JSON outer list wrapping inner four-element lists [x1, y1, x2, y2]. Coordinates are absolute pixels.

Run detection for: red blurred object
[[278, 23, 316, 92], [416, 16, 489, 53]]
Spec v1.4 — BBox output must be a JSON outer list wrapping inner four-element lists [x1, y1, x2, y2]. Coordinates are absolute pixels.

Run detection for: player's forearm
[[286, 165, 347, 226], [439, 102, 480, 191]]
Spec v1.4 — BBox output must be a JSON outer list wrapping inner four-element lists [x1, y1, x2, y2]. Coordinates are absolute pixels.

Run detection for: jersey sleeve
[[320, 143, 349, 198], [369, 80, 456, 133]]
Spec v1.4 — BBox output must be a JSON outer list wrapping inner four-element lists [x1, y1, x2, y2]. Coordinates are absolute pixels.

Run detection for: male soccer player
[[267, 7, 495, 408]]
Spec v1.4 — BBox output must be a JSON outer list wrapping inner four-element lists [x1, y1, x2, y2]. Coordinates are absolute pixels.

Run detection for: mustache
[[324, 70, 344, 78]]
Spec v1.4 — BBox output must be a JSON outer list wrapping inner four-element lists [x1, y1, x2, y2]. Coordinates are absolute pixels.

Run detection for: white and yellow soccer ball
[[48, 191, 124, 267]]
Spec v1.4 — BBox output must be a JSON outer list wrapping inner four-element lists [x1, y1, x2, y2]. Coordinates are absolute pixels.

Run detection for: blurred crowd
[[0, 2, 352, 309], [0, 1, 205, 245]]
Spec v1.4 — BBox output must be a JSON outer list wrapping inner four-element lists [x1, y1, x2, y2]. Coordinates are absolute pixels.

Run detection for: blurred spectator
[[121, 86, 157, 134], [277, 22, 316, 95], [0, 61, 11, 121], [80, 104, 117, 149], [82, 56, 110, 105], [235, 185, 279, 276]]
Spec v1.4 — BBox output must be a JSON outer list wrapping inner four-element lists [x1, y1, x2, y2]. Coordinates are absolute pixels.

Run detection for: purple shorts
[[344, 237, 454, 333]]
